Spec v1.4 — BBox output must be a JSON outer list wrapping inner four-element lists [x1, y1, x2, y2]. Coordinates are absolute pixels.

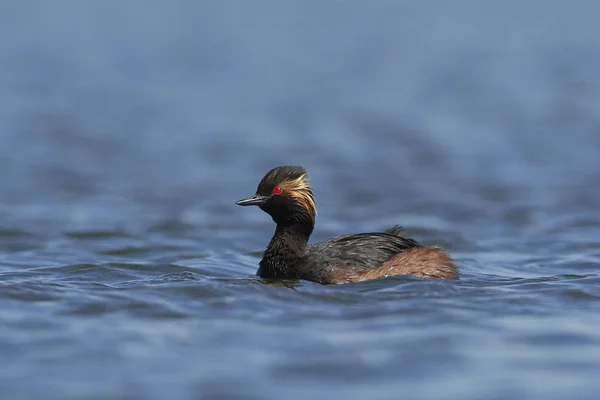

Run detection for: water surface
[[1, 1, 600, 399]]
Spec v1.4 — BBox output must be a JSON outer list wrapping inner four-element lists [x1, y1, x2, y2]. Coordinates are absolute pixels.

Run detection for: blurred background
[[1, 1, 599, 399]]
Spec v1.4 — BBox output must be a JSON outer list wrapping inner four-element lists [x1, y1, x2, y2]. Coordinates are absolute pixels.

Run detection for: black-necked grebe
[[236, 166, 458, 284]]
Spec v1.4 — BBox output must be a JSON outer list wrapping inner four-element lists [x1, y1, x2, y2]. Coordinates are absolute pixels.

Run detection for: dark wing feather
[[384, 225, 406, 236], [303, 227, 422, 273]]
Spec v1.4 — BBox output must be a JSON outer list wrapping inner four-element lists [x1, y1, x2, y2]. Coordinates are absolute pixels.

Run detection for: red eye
[[272, 186, 282, 195]]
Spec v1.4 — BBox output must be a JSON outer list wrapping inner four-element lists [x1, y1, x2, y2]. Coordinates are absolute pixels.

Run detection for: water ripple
[[2, 1, 600, 399]]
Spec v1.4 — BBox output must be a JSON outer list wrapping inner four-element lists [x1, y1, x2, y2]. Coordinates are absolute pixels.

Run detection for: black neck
[[257, 220, 313, 279]]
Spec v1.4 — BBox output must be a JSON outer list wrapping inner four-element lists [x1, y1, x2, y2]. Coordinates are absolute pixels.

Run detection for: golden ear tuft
[[279, 173, 317, 218]]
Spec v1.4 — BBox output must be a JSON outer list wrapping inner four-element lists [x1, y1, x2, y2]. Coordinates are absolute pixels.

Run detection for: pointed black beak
[[236, 195, 268, 207]]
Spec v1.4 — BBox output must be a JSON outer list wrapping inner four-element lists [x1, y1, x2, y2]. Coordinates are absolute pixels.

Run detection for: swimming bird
[[236, 166, 458, 284]]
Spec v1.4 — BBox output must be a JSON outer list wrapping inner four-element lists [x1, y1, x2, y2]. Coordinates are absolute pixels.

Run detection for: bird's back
[[299, 226, 423, 283]]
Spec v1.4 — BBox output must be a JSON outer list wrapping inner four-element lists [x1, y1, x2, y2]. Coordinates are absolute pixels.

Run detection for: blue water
[[1, 1, 600, 399]]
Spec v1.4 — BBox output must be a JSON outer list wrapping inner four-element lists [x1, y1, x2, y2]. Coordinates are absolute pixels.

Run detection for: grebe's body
[[237, 166, 458, 284]]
